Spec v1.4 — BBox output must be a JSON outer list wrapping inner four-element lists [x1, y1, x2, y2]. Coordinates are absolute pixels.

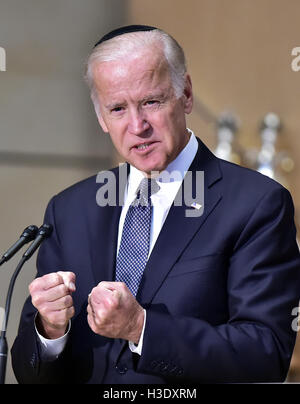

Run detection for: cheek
[[155, 110, 183, 145], [151, 110, 174, 136]]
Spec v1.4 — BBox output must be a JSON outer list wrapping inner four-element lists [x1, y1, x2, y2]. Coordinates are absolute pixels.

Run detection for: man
[[12, 25, 300, 383]]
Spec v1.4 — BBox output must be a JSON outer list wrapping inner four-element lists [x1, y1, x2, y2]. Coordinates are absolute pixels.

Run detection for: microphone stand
[[0, 223, 52, 384], [0, 256, 27, 384]]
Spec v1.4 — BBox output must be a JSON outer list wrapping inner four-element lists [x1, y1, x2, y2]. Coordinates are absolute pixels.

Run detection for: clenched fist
[[29, 271, 76, 339], [87, 281, 144, 344]]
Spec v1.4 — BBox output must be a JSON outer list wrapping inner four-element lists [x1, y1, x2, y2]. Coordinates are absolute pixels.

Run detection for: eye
[[111, 106, 125, 115], [144, 100, 160, 107]]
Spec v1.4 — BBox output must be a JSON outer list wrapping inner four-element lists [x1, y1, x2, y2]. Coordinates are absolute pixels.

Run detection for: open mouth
[[136, 143, 151, 150], [134, 141, 157, 153]]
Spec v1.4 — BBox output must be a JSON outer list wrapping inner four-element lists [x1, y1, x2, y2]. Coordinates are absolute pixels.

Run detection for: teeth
[[137, 143, 150, 150]]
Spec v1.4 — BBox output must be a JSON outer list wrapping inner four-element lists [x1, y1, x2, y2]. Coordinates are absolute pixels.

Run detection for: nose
[[127, 108, 150, 135]]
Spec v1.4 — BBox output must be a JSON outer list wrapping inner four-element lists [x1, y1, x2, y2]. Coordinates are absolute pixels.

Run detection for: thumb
[[57, 271, 76, 292], [112, 288, 122, 303]]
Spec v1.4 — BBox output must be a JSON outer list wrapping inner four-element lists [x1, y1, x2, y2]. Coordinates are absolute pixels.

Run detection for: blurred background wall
[[0, 0, 299, 383], [0, 0, 127, 384]]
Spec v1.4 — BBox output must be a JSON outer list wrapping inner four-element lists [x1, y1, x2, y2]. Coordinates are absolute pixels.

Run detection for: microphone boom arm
[[0, 256, 27, 384], [0, 223, 53, 384]]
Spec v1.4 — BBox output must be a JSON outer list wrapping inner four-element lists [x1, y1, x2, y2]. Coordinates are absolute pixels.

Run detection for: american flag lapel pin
[[191, 202, 202, 210]]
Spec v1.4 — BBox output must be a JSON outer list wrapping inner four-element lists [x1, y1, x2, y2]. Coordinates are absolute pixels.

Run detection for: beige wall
[[128, 0, 300, 216], [0, 0, 127, 384]]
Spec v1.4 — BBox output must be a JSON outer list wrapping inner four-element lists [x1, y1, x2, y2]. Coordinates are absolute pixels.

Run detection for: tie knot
[[134, 178, 160, 206]]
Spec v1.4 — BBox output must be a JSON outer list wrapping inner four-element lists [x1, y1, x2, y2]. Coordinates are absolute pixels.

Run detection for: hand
[[29, 271, 76, 339], [87, 281, 144, 344]]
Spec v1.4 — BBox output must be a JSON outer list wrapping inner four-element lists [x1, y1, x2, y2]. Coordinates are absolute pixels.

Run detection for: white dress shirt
[[36, 129, 198, 359]]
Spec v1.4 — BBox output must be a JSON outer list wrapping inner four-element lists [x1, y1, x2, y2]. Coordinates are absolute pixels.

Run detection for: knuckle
[[58, 271, 75, 287], [53, 273, 65, 288], [108, 297, 118, 310], [59, 283, 69, 295], [64, 295, 73, 307], [66, 271, 76, 282], [53, 272, 62, 282], [31, 293, 43, 308], [94, 314, 103, 327], [88, 321, 97, 334], [28, 280, 36, 294], [44, 272, 59, 285], [29, 277, 43, 294], [90, 288, 101, 303], [68, 306, 75, 319], [119, 282, 127, 291], [96, 307, 106, 322], [37, 272, 61, 291]]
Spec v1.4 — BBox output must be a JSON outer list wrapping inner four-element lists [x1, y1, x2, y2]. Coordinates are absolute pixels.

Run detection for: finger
[[57, 271, 76, 292], [29, 272, 64, 295], [87, 304, 98, 331], [90, 286, 114, 307], [97, 281, 125, 294], [34, 288, 73, 312], [47, 294, 74, 311], [87, 303, 95, 317], [43, 283, 70, 302], [98, 281, 116, 291], [87, 311, 96, 332], [99, 281, 127, 301], [92, 281, 119, 300], [64, 305, 75, 322], [42, 273, 65, 290], [112, 288, 122, 303], [46, 306, 75, 327], [87, 304, 106, 329]]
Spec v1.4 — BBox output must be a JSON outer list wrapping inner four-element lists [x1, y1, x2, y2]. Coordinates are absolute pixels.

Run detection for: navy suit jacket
[[12, 138, 300, 383]]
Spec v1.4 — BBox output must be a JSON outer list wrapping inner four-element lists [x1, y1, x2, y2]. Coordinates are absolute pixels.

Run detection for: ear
[[183, 74, 193, 114]]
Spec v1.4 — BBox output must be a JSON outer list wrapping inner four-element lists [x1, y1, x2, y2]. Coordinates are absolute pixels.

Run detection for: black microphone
[[22, 223, 53, 261], [0, 223, 53, 384], [0, 225, 39, 266]]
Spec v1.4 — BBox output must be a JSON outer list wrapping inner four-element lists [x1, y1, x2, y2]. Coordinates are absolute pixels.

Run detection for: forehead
[[92, 49, 172, 97]]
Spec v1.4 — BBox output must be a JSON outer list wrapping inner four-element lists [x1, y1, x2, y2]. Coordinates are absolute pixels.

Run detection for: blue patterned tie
[[115, 178, 160, 296]]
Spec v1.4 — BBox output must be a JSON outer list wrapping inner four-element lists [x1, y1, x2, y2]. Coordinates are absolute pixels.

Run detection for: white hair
[[84, 29, 187, 113]]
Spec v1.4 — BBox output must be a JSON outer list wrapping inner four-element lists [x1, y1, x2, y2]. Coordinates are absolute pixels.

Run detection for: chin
[[138, 160, 168, 175]]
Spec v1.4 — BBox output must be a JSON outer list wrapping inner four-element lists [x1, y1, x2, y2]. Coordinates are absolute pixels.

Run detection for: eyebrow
[[105, 92, 168, 111], [105, 102, 126, 111], [141, 93, 167, 103]]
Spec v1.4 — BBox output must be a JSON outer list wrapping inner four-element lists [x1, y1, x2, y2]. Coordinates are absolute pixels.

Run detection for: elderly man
[[12, 25, 300, 384]]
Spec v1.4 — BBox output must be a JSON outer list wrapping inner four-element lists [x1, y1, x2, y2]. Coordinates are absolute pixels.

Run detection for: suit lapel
[[88, 164, 128, 286], [137, 138, 223, 305]]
